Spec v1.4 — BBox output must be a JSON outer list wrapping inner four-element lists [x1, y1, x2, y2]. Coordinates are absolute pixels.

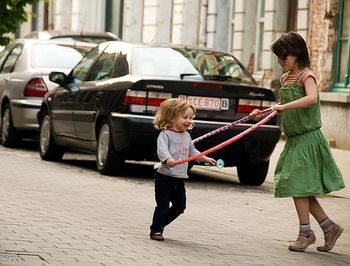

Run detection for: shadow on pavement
[[6, 139, 273, 193]]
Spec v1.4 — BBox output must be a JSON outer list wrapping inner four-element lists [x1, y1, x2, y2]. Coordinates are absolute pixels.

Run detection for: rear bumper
[[10, 99, 42, 130], [110, 112, 281, 165]]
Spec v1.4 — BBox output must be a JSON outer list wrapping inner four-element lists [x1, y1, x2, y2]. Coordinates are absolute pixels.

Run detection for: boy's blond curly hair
[[153, 98, 196, 130]]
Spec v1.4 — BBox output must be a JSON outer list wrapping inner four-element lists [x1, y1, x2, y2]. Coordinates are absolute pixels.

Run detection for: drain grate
[[0, 251, 46, 264], [0, 253, 22, 263]]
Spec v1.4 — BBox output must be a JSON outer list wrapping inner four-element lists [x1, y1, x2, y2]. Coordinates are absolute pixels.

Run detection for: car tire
[[1, 103, 20, 147], [237, 160, 269, 186], [188, 161, 195, 170], [39, 112, 64, 161], [96, 120, 124, 175]]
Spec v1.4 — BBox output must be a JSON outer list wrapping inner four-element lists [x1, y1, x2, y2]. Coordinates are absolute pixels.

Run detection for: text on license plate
[[178, 95, 229, 111]]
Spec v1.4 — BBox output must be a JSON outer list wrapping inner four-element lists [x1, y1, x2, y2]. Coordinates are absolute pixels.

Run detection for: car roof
[[100, 40, 229, 54], [24, 30, 120, 42], [13, 38, 96, 48]]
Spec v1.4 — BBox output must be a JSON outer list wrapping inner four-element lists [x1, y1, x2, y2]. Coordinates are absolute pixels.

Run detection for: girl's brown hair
[[153, 98, 196, 130], [271, 31, 310, 67]]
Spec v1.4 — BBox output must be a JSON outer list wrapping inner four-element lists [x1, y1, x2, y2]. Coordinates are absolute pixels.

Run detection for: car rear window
[[131, 47, 199, 77], [31, 43, 85, 68], [131, 47, 255, 84]]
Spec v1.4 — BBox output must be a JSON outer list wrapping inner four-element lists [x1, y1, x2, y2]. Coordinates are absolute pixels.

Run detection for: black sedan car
[[38, 41, 281, 186]]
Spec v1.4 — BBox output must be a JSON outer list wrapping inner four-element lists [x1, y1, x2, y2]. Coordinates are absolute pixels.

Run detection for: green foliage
[[0, 0, 38, 46]]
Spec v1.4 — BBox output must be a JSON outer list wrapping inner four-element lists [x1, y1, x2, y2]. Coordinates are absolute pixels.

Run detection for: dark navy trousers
[[150, 172, 186, 234]]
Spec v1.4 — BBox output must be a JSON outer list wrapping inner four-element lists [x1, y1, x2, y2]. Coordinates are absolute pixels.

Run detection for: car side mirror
[[49, 72, 68, 86]]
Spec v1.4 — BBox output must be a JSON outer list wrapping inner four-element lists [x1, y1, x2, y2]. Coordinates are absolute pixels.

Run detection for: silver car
[[0, 38, 95, 147]]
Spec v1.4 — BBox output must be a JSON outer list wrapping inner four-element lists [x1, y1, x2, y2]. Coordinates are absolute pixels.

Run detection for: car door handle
[[96, 91, 103, 100]]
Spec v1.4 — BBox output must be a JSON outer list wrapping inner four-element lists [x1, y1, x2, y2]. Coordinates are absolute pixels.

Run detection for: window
[[31, 43, 84, 68], [131, 47, 198, 77], [287, 0, 298, 31], [72, 45, 105, 83], [31, 0, 39, 31], [0, 44, 15, 72], [112, 52, 129, 78], [227, 0, 236, 52], [254, 0, 265, 72], [333, 0, 350, 92], [105, 0, 123, 38], [88, 52, 116, 81], [131, 47, 255, 84], [1, 44, 23, 73]]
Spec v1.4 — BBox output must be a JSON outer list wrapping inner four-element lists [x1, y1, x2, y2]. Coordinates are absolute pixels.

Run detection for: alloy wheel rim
[[40, 116, 50, 153], [1, 109, 10, 141], [98, 124, 110, 166]]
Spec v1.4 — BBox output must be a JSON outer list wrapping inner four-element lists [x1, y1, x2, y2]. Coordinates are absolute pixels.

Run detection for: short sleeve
[[301, 69, 318, 85], [280, 72, 289, 85]]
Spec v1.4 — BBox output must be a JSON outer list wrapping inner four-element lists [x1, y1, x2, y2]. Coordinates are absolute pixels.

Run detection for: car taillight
[[124, 90, 172, 113], [23, 78, 48, 97], [238, 99, 273, 113]]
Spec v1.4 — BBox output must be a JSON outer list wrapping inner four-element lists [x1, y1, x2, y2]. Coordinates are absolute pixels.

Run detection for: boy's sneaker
[[317, 223, 343, 252], [288, 231, 316, 252], [150, 232, 164, 241]]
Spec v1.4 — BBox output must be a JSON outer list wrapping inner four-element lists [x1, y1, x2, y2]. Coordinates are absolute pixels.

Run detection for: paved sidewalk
[[196, 140, 350, 199], [0, 141, 349, 266]]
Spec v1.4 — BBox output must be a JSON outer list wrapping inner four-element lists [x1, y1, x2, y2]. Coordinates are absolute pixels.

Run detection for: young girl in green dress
[[251, 32, 345, 252]]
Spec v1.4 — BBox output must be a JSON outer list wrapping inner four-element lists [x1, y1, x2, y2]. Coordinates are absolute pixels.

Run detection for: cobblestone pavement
[[0, 141, 349, 266]]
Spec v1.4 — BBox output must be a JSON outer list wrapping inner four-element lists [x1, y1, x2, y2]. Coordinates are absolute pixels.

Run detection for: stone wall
[[307, 0, 350, 150], [308, 0, 338, 92], [320, 93, 350, 149]]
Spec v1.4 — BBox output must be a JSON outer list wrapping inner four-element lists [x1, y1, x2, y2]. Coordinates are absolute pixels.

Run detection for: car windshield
[[131, 47, 255, 84], [31, 43, 87, 68]]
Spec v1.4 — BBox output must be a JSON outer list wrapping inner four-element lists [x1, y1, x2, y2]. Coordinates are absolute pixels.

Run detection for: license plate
[[178, 95, 229, 111]]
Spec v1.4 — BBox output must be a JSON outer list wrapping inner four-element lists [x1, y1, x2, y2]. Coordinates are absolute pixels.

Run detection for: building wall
[[260, 0, 289, 89], [123, 0, 143, 42], [16, 0, 350, 150], [320, 93, 350, 149], [231, 0, 251, 65], [308, 0, 338, 92], [308, 0, 350, 150]]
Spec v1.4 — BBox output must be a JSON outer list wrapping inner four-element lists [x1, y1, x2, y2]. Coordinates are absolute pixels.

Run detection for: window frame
[[1, 44, 23, 74], [253, 0, 265, 72], [332, 0, 350, 93], [227, 0, 236, 53]]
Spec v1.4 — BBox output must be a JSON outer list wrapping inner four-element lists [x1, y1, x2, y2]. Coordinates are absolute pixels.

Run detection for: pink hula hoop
[[175, 110, 277, 165], [192, 107, 273, 144]]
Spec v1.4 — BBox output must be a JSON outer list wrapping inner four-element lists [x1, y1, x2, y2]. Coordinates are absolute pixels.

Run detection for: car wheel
[[1, 103, 19, 147], [39, 112, 64, 161], [96, 120, 124, 175], [188, 161, 195, 170], [237, 160, 269, 186]]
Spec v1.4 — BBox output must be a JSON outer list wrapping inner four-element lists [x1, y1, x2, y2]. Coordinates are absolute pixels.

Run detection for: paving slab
[[0, 141, 349, 265]]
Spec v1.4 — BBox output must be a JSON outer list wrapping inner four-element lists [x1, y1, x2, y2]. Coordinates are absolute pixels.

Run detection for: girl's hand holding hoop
[[249, 109, 264, 118]]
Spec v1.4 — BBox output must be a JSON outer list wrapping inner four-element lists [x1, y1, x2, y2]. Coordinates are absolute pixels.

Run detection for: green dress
[[274, 69, 345, 198]]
